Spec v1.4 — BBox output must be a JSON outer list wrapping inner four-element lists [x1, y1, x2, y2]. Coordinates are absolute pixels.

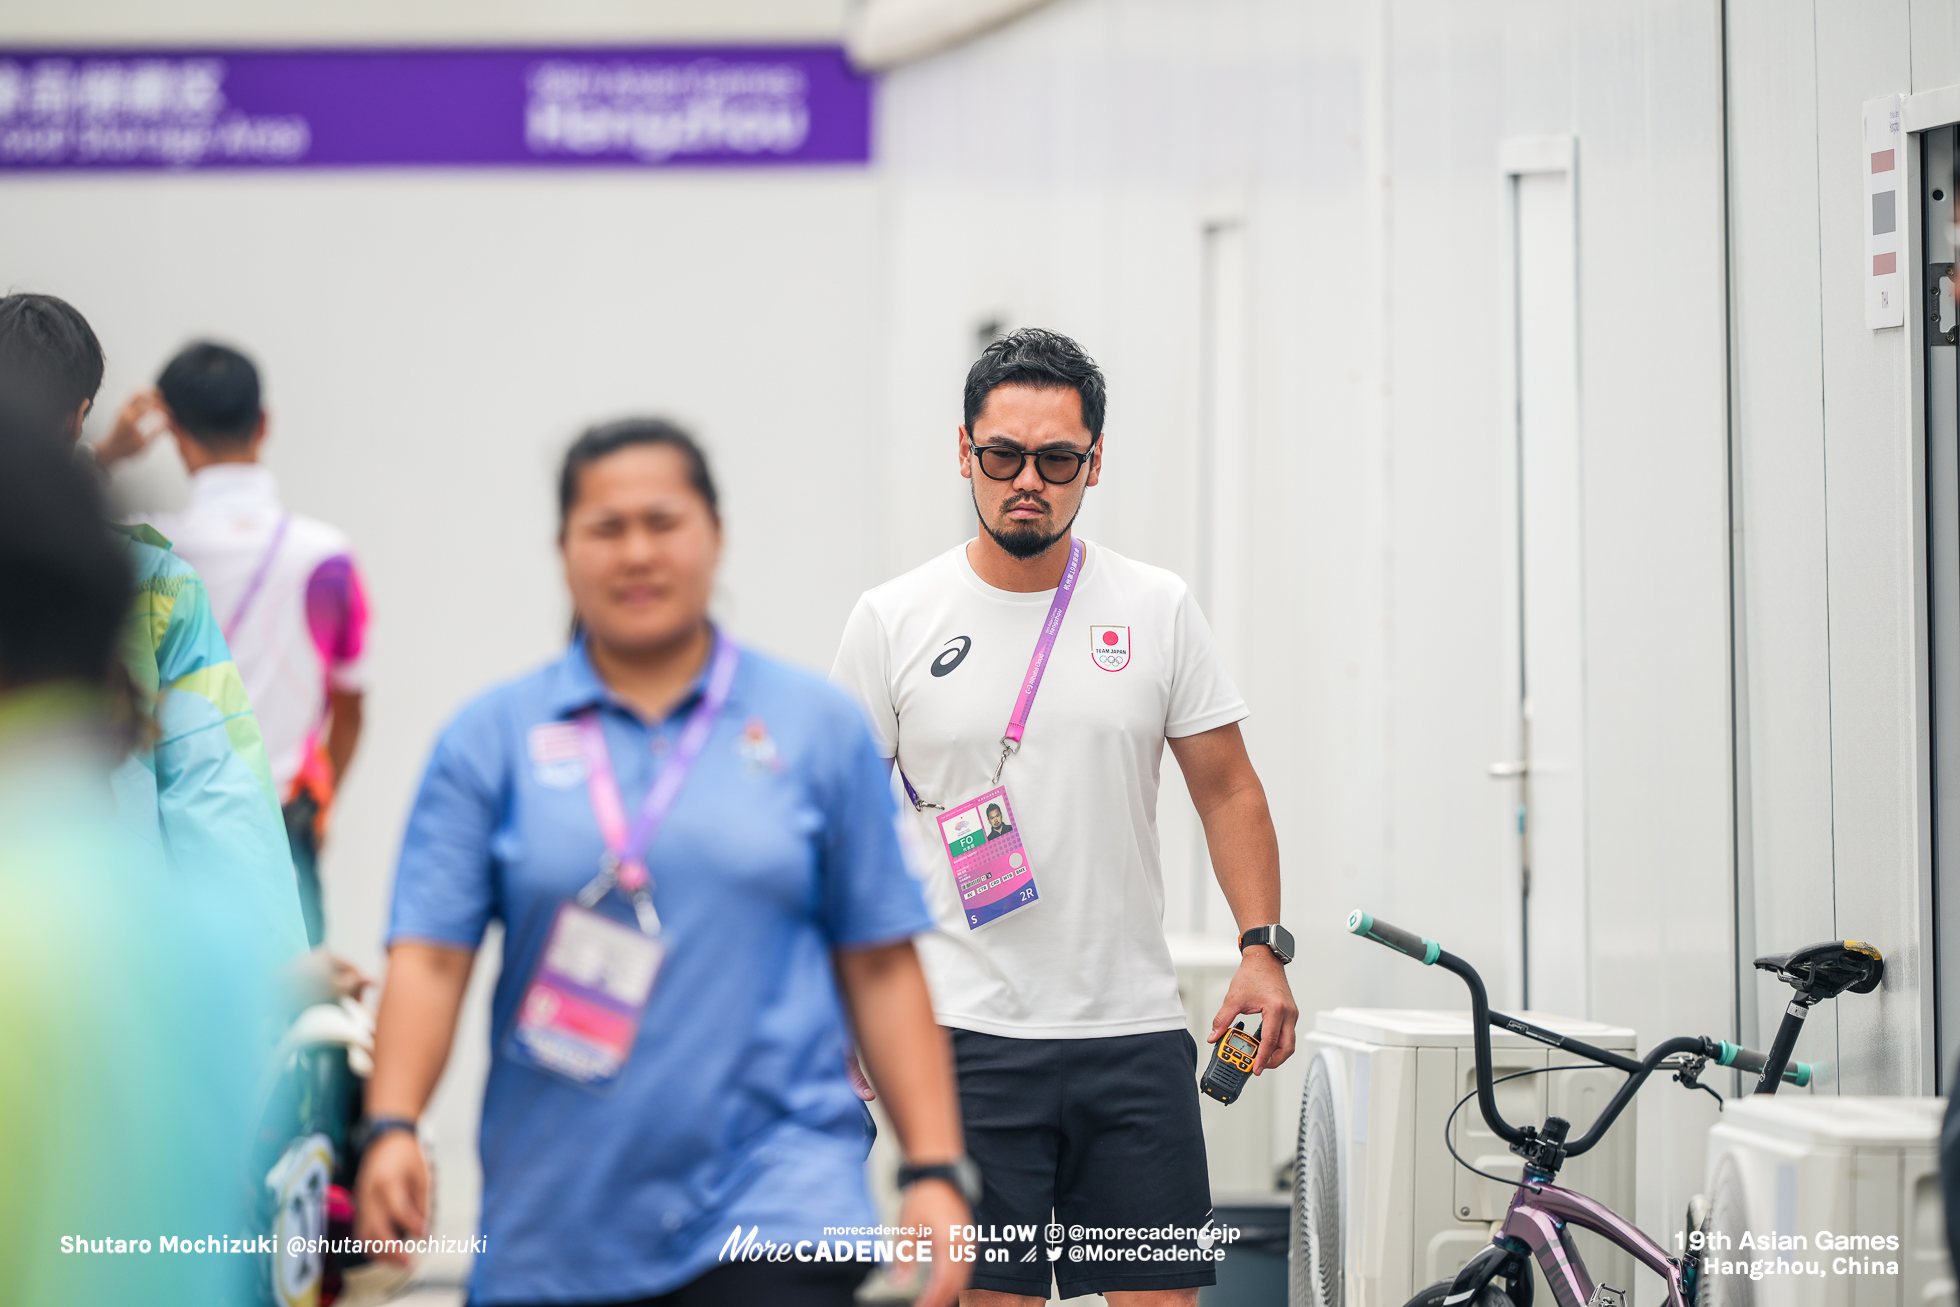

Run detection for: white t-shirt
[[829, 538, 1247, 1039], [139, 466, 370, 795]]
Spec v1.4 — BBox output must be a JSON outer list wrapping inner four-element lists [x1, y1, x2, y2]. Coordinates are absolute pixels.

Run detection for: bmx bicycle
[[1343, 909, 1884, 1307]]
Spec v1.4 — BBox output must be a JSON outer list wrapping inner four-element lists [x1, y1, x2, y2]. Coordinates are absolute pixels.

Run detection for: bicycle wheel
[[1404, 1280, 1517, 1307]]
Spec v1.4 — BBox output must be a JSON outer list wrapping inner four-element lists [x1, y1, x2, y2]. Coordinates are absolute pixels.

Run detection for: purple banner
[[0, 46, 871, 171]]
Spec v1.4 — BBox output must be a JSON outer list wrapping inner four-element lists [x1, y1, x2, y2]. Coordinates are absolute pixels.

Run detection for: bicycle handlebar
[[1716, 1039, 1812, 1088], [1346, 910, 1440, 965], [1349, 908, 1527, 1146], [1346, 909, 1813, 1156]]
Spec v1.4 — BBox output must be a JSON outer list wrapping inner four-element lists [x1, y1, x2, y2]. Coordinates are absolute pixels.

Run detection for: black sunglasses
[[969, 438, 1099, 485]]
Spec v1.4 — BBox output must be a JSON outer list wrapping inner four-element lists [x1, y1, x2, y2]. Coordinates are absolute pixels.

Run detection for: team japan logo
[[1090, 626, 1130, 671]]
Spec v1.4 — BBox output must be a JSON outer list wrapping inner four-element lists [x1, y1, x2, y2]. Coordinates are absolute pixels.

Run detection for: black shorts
[[951, 1025, 1219, 1298]]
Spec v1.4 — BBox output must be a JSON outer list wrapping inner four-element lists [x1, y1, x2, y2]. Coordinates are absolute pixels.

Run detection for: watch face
[[1244, 925, 1293, 962], [1273, 925, 1295, 962]]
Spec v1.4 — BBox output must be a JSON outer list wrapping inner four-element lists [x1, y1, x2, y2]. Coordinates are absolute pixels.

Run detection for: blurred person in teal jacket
[[0, 410, 270, 1305], [0, 293, 308, 975]]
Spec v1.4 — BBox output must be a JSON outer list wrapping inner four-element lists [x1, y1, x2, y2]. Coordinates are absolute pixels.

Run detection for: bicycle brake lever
[[1671, 1055, 1724, 1111]]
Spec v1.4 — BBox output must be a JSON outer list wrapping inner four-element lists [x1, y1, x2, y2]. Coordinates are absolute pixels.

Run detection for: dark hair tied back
[[558, 417, 719, 534]]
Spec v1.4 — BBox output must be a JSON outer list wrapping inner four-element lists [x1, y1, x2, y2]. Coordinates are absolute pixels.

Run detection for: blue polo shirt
[[388, 638, 932, 1304]]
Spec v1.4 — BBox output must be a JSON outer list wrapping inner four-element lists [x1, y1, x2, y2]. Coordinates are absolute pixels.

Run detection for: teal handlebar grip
[[1716, 1040, 1811, 1085], [1347, 909, 1440, 965]]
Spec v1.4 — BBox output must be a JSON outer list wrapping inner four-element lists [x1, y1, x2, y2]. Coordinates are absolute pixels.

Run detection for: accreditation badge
[[937, 786, 1039, 929], [509, 901, 665, 1089]]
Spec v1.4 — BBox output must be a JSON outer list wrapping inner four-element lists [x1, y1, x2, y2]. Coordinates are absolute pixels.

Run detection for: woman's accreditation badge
[[937, 786, 1039, 929], [511, 901, 665, 1088]]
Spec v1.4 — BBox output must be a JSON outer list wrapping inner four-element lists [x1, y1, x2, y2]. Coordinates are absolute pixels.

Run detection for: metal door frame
[[1909, 88, 1960, 1091]]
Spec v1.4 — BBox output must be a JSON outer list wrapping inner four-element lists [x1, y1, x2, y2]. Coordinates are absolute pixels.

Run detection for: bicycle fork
[[1447, 1177, 1692, 1307]]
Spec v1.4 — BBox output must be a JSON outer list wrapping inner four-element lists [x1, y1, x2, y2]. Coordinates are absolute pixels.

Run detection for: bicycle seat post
[[1751, 996, 1813, 1095]]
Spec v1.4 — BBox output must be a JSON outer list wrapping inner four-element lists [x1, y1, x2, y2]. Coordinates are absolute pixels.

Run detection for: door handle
[[1487, 762, 1528, 778], [1932, 262, 1957, 345]]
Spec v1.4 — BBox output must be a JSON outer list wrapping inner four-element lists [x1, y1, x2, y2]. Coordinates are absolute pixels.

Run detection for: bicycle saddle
[[1753, 940, 1884, 999]]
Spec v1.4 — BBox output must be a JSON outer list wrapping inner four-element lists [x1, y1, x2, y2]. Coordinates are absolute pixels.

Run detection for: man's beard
[[977, 488, 1083, 560]]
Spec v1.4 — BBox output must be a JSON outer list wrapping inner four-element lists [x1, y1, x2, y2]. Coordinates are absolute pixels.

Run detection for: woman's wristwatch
[[359, 1116, 419, 1151], [896, 1155, 983, 1208]]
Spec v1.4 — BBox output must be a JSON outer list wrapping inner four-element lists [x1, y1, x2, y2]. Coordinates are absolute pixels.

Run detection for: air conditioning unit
[[1701, 1096, 1953, 1307], [1291, 1009, 1638, 1307]]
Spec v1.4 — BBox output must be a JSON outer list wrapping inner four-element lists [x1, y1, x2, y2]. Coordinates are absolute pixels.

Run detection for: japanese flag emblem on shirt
[[1091, 625, 1131, 671]]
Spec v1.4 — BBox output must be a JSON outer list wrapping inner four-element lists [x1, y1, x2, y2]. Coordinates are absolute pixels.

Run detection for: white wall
[[0, 166, 885, 1257], [0, 0, 850, 45], [875, 0, 1738, 1279], [1726, 0, 1956, 1097], [0, 0, 880, 1263]]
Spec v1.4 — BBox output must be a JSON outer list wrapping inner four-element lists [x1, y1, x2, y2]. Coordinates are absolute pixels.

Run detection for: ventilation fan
[[1699, 1096, 1951, 1307], [1290, 1009, 1637, 1307], [1293, 1048, 1345, 1307]]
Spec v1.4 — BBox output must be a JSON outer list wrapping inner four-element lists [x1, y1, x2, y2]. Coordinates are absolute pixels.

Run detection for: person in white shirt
[[99, 342, 370, 948], [830, 327, 1296, 1306]]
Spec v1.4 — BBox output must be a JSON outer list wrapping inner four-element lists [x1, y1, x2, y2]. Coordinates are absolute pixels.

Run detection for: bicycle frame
[[1478, 1177, 1689, 1307]]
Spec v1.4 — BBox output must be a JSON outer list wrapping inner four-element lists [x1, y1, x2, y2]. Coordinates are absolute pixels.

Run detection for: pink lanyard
[[223, 514, 291, 642], [571, 634, 740, 934], [901, 536, 1084, 808]]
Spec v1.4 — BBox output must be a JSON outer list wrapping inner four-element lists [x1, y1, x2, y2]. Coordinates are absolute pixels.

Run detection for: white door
[[1507, 155, 1589, 1014]]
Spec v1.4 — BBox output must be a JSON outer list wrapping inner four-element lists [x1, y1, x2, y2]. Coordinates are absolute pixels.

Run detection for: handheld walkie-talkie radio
[[1200, 1019, 1261, 1105]]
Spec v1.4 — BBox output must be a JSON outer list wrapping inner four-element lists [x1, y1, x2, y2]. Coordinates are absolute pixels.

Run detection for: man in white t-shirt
[[99, 342, 370, 948], [831, 328, 1295, 1305]]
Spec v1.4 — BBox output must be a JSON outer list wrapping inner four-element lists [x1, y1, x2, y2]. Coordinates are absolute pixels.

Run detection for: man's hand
[[890, 1177, 971, 1307], [354, 1130, 428, 1267], [93, 389, 174, 468], [1169, 722, 1292, 1072], [1208, 946, 1298, 1074]]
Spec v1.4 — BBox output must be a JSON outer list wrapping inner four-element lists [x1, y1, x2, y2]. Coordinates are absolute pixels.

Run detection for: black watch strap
[[897, 1156, 983, 1208], [1239, 924, 1295, 964], [360, 1116, 419, 1150]]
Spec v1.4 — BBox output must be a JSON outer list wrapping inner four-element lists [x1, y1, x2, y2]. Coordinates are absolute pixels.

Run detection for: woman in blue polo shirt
[[355, 419, 972, 1307]]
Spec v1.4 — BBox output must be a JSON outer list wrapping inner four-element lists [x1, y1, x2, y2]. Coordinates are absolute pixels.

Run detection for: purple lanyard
[[572, 633, 740, 934], [224, 514, 291, 642], [901, 537, 1084, 808]]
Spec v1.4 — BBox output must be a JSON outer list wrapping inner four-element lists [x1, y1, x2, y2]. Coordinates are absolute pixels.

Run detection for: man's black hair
[[962, 327, 1107, 440], [557, 417, 720, 534], [156, 341, 262, 448], [0, 402, 130, 689], [0, 293, 106, 429]]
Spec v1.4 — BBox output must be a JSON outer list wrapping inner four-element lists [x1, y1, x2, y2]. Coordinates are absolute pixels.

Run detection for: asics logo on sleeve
[[930, 636, 972, 677]]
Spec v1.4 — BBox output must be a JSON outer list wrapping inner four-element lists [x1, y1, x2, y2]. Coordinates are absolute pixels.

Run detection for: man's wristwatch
[[897, 1156, 983, 1208], [1239, 924, 1295, 965]]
